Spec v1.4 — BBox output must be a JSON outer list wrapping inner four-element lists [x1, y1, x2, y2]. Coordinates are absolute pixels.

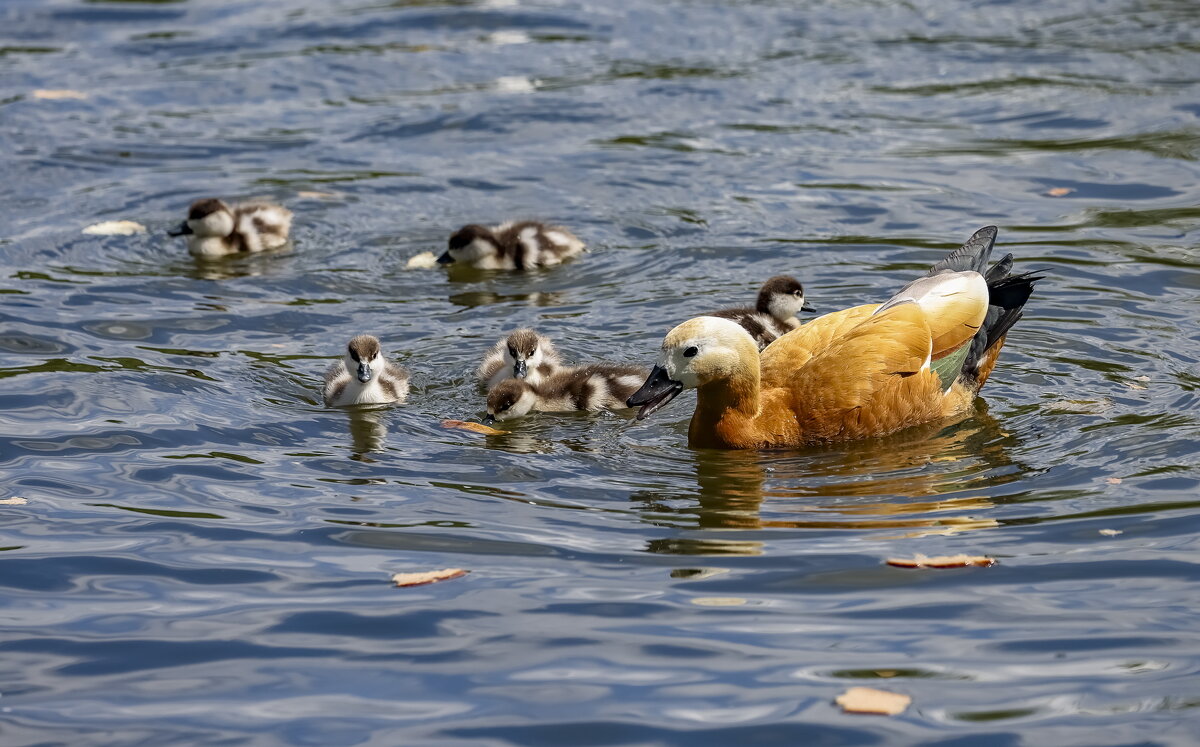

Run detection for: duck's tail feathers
[[959, 264, 1043, 391], [927, 226, 997, 276]]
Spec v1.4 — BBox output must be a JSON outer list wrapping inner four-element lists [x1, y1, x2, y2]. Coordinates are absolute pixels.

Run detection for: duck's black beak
[[627, 365, 684, 420], [513, 360, 528, 378], [168, 221, 193, 237], [482, 414, 496, 425], [436, 251, 455, 265], [357, 362, 372, 383], [801, 300, 816, 313]]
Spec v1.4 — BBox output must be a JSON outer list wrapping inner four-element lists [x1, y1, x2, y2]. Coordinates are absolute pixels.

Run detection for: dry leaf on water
[[1099, 528, 1122, 536], [1106, 477, 1122, 484], [296, 191, 339, 200], [1045, 187, 1074, 197], [391, 568, 468, 587], [441, 419, 509, 435], [406, 251, 440, 270], [33, 89, 87, 100], [886, 554, 995, 569], [835, 686, 912, 716], [82, 220, 146, 236], [0, 496, 28, 505]]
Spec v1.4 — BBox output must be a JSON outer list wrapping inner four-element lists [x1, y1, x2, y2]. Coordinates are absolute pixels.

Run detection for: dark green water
[[2, 0, 1199, 744]]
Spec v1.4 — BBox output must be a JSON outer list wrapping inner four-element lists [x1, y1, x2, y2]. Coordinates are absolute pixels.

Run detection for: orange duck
[[627, 226, 1041, 449]]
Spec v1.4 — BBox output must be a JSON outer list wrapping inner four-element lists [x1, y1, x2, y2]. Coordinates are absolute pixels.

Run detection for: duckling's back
[[236, 203, 293, 252]]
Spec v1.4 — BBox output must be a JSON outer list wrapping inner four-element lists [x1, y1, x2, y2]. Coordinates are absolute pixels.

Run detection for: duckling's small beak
[[436, 251, 455, 265], [801, 300, 816, 313], [513, 360, 528, 378], [628, 365, 684, 420], [168, 221, 193, 237], [482, 414, 496, 425], [357, 362, 372, 383]]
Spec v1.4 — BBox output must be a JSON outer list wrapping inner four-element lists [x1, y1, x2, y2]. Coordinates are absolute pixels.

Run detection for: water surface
[[2, 0, 1200, 744]]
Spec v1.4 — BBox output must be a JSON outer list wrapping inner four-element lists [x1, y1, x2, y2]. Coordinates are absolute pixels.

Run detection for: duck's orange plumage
[[628, 227, 1041, 450]]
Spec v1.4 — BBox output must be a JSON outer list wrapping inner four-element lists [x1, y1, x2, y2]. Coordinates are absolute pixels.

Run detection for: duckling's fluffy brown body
[[170, 198, 292, 259], [439, 221, 585, 270], [486, 364, 648, 421], [708, 275, 815, 349], [477, 329, 564, 390], [323, 335, 410, 407]]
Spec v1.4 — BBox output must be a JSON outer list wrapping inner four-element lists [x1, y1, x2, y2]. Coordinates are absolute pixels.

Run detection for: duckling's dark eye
[[683, 346, 698, 358], [508, 346, 516, 356], [793, 290, 802, 296]]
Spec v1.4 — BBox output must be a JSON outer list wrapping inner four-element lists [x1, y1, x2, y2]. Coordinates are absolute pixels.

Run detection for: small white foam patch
[[406, 251, 439, 270], [82, 220, 146, 236], [487, 30, 530, 45], [494, 76, 537, 94]]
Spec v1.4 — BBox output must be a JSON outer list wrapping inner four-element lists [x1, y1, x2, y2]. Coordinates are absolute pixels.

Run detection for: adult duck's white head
[[758, 275, 815, 321], [502, 328, 556, 379], [483, 379, 538, 424], [627, 316, 758, 420], [439, 224, 498, 265], [169, 198, 235, 239], [344, 334, 386, 383]]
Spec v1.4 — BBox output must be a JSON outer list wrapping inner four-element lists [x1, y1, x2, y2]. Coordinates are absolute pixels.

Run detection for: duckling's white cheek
[[196, 212, 234, 237], [770, 296, 800, 320]]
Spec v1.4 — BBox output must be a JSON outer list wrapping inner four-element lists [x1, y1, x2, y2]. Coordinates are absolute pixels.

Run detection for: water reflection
[[183, 250, 293, 281], [345, 407, 389, 459], [636, 407, 1021, 553]]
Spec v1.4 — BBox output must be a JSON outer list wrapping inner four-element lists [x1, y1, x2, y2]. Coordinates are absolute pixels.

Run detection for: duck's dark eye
[[683, 346, 698, 358], [508, 346, 516, 356], [793, 290, 802, 296]]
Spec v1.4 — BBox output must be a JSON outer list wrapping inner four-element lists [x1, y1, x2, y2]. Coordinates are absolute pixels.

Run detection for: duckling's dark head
[[347, 334, 382, 383], [504, 328, 546, 378], [440, 224, 495, 264], [485, 379, 535, 422], [757, 275, 814, 318], [171, 198, 234, 238]]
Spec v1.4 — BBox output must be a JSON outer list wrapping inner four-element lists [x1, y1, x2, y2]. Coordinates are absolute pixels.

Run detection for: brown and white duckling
[[168, 198, 293, 259], [483, 364, 648, 423], [708, 275, 815, 349], [323, 335, 410, 407], [477, 328, 565, 390], [438, 221, 585, 270]]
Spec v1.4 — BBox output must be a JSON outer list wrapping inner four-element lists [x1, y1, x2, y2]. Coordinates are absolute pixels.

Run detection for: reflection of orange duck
[[629, 227, 1041, 450]]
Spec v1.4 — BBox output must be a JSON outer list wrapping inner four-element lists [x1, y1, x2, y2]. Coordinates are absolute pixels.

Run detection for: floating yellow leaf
[[1045, 187, 1074, 197], [82, 220, 146, 236], [1099, 528, 1122, 536], [0, 496, 28, 505], [33, 89, 87, 100], [835, 686, 912, 716], [391, 568, 468, 587], [296, 191, 339, 200], [1106, 477, 1122, 485], [691, 596, 746, 607], [886, 554, 995, 569], [441, 419, 509, 436]]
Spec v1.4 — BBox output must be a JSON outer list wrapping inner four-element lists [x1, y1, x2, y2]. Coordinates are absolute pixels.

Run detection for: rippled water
[[3, 0, 1200, 744]]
